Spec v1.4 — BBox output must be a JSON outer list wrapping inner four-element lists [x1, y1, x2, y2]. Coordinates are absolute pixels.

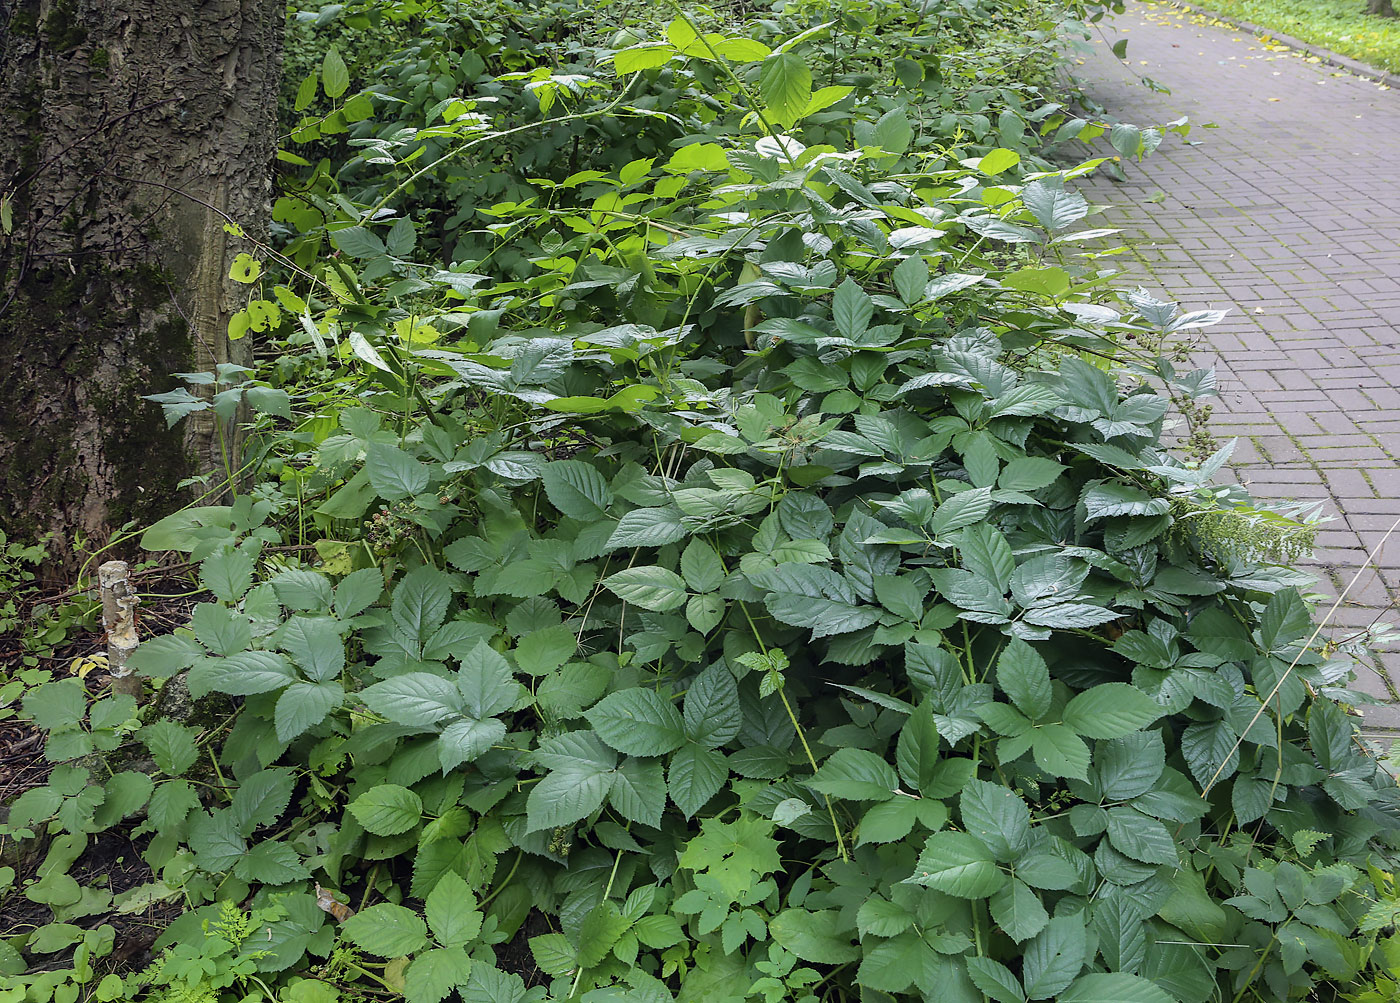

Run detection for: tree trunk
[[0, 0, 283, 563], [1368, 0, 1397, 17]]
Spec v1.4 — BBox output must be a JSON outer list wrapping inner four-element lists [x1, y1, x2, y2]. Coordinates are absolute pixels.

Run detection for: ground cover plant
[[5, 1, 1400, 1003], [1172, 0, 1400, 74]]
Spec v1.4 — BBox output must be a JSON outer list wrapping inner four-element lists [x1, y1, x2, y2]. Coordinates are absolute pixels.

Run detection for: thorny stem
[[740, 603, 849, 862]]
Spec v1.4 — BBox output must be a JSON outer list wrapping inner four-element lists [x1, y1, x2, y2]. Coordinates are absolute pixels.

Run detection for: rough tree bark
[[1368, 0, 1397, 18], [0, 0, 283, 563]]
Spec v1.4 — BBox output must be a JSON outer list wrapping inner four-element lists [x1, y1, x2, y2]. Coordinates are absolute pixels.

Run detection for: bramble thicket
[[4, 2, 1400, 1003]]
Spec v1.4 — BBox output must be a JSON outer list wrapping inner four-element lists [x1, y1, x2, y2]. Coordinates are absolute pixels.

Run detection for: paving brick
[[1074, 1, 1400, 723]]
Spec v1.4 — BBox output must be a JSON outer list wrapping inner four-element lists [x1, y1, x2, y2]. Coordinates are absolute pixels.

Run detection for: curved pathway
[[1071, 1, 1400, 733]]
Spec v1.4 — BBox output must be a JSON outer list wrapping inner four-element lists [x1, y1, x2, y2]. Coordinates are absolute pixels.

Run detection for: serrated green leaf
[[668, 742, 728, 818], [808, 747, 898, 800], [832, 277, 873, 339], [278, 615, 344, 682], [139, 720, 198, 776], [907, 831, 1005, 897], [274, 680, 343, 741], [438, 717, 507, 773], [967, 956, 1026, 1003], [1022, 916, 1086, 1000], [200, 549, 255, 603], [322, 46, 350, 99], [603, 566, 688, 611], [1058, 974, 1173, 1003], [231, 768, 295, 832], [342, 903, 430, 957], [405, 947, 473, 1003], [392, 566, 453, 641], [759, 51, 812, 127], [609, 507, 687, 548], [996, 639, 1052, 720], [768, 909, 859, 963], [991, 878, 1048, 943], [458, 642, 519, 718], [349, 784, 423, 836], [683, 663, 741, 748], [335, 567, 384, 618], [1063, 683, 1162, 739], [1031, 724, 1090, 780], [608, 757, 666, 827], [426, 871, 482, 947], [961, 779, 1031, 860], [586, 688, 686, 756], [270, 569, 333, 611], [361, 672, 461, 726], [542, 460, 612, 520], [1105, 807, 1177, 864], [366, 441, 429, 501]]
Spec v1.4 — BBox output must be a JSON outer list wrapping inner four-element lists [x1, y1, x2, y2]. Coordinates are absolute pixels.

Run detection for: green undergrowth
[[1176, 0, 1400, 74], [6, 1, 1400, 1003]]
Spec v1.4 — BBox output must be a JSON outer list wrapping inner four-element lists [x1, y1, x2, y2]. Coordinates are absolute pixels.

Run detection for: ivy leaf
[[586, 688, 686, 756], [349, 784, 423, 836], [342, 903, 430, 957], [603, 566, 688, 611]]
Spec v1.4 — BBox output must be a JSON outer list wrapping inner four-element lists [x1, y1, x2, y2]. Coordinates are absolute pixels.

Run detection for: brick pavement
[[1069, 1, 1400, 734]]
